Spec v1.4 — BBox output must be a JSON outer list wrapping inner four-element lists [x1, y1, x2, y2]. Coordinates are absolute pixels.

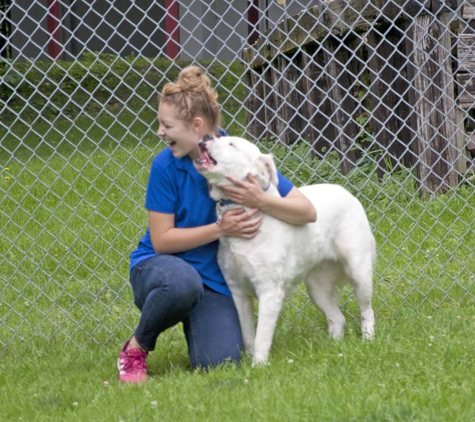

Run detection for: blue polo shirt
[[130, 146, 294, 296]]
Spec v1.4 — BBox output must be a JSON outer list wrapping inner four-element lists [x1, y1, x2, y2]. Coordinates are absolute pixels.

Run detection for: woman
[[118, 66, 316, 383]]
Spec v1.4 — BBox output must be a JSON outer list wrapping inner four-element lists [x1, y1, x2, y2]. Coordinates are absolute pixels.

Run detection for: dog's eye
[[229, 142, 236, 148]]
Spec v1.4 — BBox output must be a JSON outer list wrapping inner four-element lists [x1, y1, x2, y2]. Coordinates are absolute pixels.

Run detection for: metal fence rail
[[1, 0, 474, 355]]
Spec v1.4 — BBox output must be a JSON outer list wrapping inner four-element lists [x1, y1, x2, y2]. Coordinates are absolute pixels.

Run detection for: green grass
[[2, 125, 474, 350], [1, 307, 475, 421], [1, 82, 475, 420]]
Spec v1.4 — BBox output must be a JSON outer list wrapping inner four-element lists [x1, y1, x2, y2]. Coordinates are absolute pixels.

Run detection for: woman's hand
[[218, 175, 267, 209], [219, 174, 316, 226], [218, 207, 263, 239]]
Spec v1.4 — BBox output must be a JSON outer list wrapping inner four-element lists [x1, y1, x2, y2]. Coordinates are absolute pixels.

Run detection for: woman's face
[[157, 102, 201, 159]]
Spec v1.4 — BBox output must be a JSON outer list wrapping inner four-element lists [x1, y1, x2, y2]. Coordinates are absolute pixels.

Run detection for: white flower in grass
[[73, 402, 78, 407], [338, 353, 343, 358], [287, 359, 294, 364], [103, 381, 109, 387], [244, 379, 249, 384], [151, 401, 157, 407]]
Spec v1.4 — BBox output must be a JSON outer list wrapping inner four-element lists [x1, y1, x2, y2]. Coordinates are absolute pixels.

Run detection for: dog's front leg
[[252, 289, 285, 366], [231, 292, 256, 357]]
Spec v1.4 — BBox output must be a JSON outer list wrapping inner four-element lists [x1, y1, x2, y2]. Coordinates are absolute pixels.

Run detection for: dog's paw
[[362, 331, 374, 341], [251, 360, 270, 368], [251, 355, 270, 367], [329, 331, 344, 341]]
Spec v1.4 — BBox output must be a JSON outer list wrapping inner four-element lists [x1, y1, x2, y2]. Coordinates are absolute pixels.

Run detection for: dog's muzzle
[[196, 139, 217, 168]]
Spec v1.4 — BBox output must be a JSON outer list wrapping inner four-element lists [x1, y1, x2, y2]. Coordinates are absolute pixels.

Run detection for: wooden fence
[[243, 0, 475, 195]]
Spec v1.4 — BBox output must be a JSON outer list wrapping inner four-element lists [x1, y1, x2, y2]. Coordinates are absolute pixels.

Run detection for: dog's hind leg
[[345, 259, 375, 340], [231, 292, 256, 357], [252, 288, 286, 366], [304, 263, 346, 339]]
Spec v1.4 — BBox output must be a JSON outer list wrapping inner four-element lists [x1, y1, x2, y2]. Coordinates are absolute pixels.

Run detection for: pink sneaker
[[117, 340, 148, 384]]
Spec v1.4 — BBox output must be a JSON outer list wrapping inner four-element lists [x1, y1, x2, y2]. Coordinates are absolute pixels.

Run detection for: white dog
[[195, 135, 376, 366]]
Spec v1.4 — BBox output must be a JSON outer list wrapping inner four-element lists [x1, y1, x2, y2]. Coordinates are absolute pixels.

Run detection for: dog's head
[[194, 135, 278, 201]]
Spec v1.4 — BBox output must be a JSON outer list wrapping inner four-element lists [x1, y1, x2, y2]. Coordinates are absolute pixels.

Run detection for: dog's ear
[[256, 154, 278, 187]]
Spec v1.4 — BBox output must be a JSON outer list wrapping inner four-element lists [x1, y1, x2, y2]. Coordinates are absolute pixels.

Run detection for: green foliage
[[0, 55, 246, 124]]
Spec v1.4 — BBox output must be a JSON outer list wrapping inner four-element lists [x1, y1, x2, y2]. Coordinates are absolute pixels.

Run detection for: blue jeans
[[130, 255, 243, 369]]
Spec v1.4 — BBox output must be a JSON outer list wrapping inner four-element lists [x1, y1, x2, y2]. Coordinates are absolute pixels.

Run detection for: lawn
[[1, 307, 475, 421], [1, 80, 475, 420]]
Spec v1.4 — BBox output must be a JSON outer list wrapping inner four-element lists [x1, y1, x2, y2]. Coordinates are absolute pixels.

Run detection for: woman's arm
[[258, 186, 317, 225], [149, 208, 264, 254], [219, 175, 317, 226]]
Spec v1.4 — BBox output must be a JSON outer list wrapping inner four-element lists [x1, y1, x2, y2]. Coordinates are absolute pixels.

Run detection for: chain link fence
[[1, 0, 475, 356]]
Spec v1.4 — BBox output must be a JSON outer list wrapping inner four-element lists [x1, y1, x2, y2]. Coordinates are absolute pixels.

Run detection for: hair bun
[[178, 66, 211, 93], [160, 65, 220, 128]]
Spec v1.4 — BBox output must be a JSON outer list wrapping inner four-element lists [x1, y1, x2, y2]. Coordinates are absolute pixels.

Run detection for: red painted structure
[[248, 0, 260, 45], [47, 0, 61, 59], [165, 0, 179, 59]]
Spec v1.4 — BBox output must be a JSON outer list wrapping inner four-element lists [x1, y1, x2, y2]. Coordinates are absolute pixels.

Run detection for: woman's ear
[[192, 117, 204, 134]]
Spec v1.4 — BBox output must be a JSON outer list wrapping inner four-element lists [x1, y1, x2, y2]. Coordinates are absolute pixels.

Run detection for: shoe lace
[[124, 350, 147, 373]]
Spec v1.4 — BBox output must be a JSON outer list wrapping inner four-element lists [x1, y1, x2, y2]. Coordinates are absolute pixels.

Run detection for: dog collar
[[218, 199, 235, 207]]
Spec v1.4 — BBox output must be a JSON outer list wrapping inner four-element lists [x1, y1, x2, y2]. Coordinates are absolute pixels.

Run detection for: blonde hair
[[160, 66, 221, 129]]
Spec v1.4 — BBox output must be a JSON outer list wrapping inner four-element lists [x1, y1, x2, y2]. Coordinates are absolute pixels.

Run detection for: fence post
[[323, 34, 360, 175], [367, 26, 415, 179], [407, 10, 460, 195], [274, 53, 304, 145], [300, 45, 334, 158], [246, 68, 267, 142]]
